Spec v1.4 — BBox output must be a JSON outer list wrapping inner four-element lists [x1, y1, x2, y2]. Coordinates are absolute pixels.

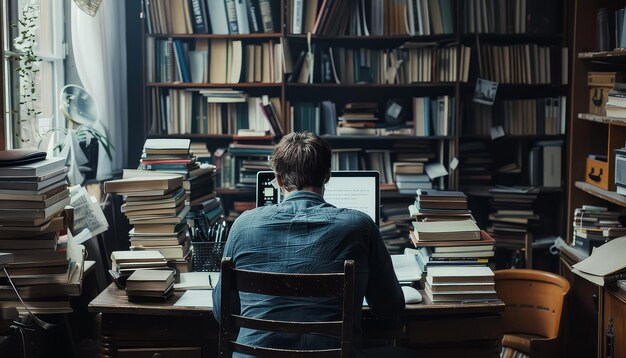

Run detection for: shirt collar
[[282, 190, 325, 204]]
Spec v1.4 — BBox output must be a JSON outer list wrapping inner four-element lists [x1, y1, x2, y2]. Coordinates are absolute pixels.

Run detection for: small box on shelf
[[585, 156, 611, 190], [587, 72, 626, 116]]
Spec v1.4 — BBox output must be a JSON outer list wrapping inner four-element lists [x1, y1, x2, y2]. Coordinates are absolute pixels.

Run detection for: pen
[[208, 273, 213, 289]]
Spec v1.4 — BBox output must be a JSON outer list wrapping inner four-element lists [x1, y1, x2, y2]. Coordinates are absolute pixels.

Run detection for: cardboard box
[[585, 157, 610, 190], [588, 72, 626, 116]]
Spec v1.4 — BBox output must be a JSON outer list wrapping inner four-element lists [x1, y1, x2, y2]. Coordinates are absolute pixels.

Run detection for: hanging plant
[[12, 0, 42, 144]]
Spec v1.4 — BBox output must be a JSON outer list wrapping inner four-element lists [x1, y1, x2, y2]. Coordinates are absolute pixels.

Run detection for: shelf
[[286, 83, 456, 89], [148, 133, 235, 140], [466, 187, 563, 197], [146, 83, 282, 88], [578, 51, 626, 64], [460, 33, 563, 45], [147, 33, 282, 39], [575, 181, 626, 208], [461, 134, 565, 140], [461, 83, 567, 97], [323, 135, 453, 141], [285, 33, 455, 46], [578, 113, 626, 127]]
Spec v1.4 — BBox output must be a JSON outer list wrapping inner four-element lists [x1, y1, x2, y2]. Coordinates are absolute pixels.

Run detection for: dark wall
[[125, 0, 145, 169]]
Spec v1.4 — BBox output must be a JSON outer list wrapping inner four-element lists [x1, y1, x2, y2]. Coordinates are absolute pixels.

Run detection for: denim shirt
[[212, 191, 405, 357]]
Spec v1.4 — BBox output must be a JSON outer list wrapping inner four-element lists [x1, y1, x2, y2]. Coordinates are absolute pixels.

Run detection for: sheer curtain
[[71, 0, 127, 180]]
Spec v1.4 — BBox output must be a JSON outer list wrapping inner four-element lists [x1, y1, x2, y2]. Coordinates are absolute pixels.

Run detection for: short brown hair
[[270, 132, 332, 190]]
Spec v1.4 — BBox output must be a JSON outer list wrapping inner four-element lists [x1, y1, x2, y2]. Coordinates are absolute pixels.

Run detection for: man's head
[[270, 131, 332, 193]]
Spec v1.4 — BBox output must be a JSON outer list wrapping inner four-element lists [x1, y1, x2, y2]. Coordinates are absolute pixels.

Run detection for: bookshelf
[[130, 0, 568, 257], [566, 0, 626, 243], [563, 2, 626, 357]]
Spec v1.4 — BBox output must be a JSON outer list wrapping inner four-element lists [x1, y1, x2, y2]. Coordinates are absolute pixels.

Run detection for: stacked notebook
[[572, 205, 625, 255], [425, 266, 497, 303], [105, 175, 191, 268], [126, 268, 175, 302], [405, 190, 496, 302], [0, 150, 80, 314]]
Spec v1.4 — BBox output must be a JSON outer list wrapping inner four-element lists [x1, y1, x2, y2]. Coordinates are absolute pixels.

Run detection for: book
[[412, 219, 481, 241], [126, 269, 175, 292], [427, 266, 494, 284], [0, 157, 65, 177], [104, 176, 183, 193], [0, 172, 67, 191], [0, 196, 70, 220], [0, 188, 69, 209]]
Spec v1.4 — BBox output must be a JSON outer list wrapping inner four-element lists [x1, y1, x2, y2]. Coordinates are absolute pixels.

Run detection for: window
[[2, 0, 65, 149]]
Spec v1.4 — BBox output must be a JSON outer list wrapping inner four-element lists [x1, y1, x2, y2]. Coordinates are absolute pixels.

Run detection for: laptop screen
[[256, 171, 380, 225]]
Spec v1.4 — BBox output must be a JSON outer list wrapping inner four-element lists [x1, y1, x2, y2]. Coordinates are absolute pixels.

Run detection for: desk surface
[[89, 283, 504, 317]]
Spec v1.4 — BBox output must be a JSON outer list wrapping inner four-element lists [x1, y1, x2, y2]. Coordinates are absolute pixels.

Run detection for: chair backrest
[[219, 257, 355, 358], [494, 269, 570, 339]]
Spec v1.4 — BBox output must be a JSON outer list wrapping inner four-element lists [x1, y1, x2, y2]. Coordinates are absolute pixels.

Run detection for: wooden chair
[[495, 269, 570, 357], [219, 257, 355, 357]]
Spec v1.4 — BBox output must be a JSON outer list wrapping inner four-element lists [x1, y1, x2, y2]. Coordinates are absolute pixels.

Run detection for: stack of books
[[458, 141, 493, 190], [126, 268, 175, 302], [405, 190, 496, 302], [409, 190, 473, 222], [110, 250, 169, 287], [605, 83, 626, 119], [136, 138, 217, 207], [336, 103, 379, 136], [486, 186, 539, 248], [573, 205, 625, 255], [104, 175, 191, 269], [0, 152, 82, 314], [425, 266, 497, 303], [395, 162, 432, 194]]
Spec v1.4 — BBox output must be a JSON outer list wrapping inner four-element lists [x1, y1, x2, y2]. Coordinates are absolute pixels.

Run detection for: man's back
[[212, 191, 404, 356]]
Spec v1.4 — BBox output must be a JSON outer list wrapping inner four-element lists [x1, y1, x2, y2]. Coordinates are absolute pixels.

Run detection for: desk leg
[[96, 313, 115, 358]]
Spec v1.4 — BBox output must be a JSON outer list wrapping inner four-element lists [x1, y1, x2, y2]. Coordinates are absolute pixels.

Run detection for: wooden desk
[[89, 283, 504, 358]]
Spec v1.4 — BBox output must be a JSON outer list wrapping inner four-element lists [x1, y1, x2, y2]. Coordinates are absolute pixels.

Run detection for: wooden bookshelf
[[575, 181, 626, 208], [578, 112, 626, 127], [132, 0, 568, 254]]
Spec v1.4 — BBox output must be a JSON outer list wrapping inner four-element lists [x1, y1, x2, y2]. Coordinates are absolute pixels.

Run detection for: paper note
[[425, 163, 449, 180], [391, 254, 422, 282], [449, 157, 459, 170], [69, 185, 109, 238], [174, 289, 213, 308], [490, 126, 505, 140]]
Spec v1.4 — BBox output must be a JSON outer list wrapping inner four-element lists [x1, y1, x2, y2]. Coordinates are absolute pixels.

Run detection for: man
[[213, 132, 405, 357]]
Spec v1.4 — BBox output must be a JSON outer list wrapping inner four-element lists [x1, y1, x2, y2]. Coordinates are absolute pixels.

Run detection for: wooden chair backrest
[[219, 258, 355, 357], [494, 269, 570, 339]]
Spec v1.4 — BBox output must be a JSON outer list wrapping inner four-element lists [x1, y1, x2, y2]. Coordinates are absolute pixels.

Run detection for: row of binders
[[478, 44, 563, 85], [148, 88, 283, 136], [461, 0, 559, 35], [406, 190, 497, 303], [147, 39, 284, 84], [287, 0, 454, 36], [291, 44, 470, 84], [468, 97, 567, 137], [145, 0, 278, 35]]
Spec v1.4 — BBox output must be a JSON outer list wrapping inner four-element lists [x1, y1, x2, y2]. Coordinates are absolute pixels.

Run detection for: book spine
[[224, 0, 240, 34], [247, 0, 261, 32], [259, 0, 274, 33], [189, 0, 207, 33], [292, 0, 303, 34]]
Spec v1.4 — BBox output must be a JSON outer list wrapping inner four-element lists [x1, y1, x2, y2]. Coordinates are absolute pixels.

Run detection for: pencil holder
[[191, 241, 226, 272]]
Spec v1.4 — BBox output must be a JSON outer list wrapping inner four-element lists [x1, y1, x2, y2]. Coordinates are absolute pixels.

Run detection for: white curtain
[[71, 1, 127, 180]]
